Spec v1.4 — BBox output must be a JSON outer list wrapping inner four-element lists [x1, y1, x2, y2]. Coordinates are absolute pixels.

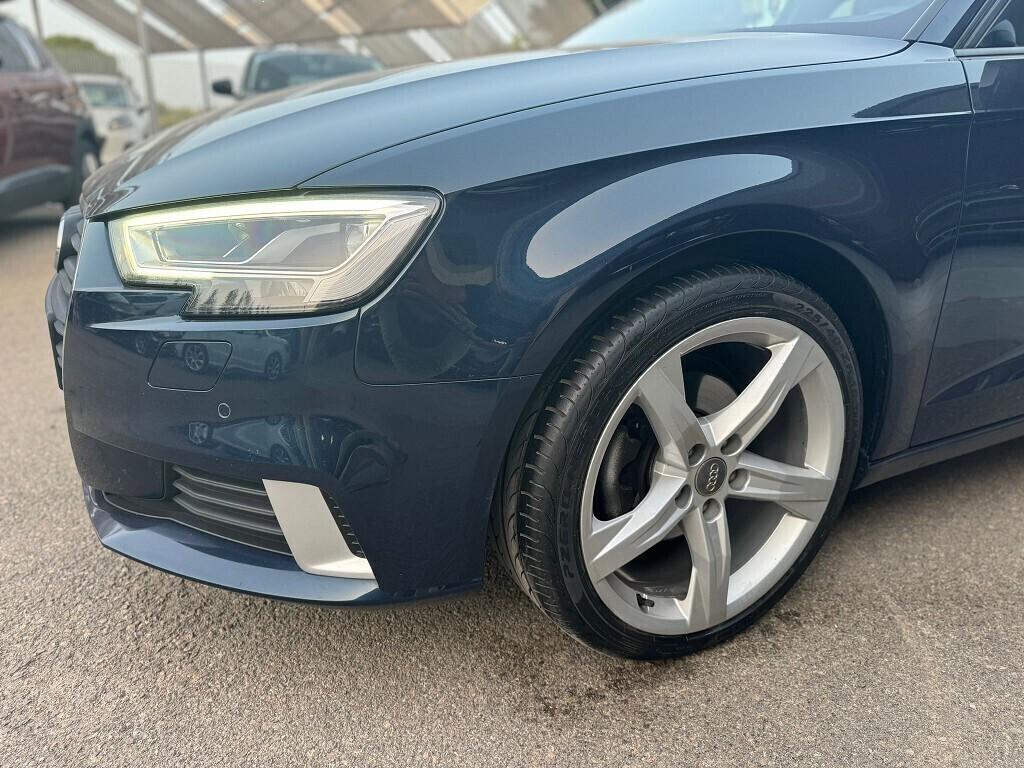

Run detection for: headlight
[[109, 193, 440, 317], [108, 114, 134, 131]]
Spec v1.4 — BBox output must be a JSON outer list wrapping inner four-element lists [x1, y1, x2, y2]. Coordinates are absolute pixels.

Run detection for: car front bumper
[[47, 211, 538, 603], [86, 485, 392, 604]]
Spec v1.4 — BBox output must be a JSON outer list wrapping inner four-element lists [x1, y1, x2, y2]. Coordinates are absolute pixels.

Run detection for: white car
[[73, 75, 150, 163]]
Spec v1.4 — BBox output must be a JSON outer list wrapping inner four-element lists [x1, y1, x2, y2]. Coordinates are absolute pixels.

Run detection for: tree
[[45, 35, 119, 76], [156, 103, 199, 129]]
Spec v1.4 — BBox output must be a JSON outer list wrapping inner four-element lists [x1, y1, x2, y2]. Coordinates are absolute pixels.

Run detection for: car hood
[[82, 33, 905, 218]]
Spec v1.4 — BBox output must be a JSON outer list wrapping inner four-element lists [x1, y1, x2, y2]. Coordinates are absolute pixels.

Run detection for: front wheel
[[495, 265, 863, 659]]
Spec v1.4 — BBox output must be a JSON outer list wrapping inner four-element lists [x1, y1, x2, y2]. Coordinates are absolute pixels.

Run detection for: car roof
[[251, 48, 375, 63], [73, 74, 128, 85]]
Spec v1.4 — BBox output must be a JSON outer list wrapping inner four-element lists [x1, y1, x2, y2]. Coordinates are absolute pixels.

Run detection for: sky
[[2, 0, 250, 111]]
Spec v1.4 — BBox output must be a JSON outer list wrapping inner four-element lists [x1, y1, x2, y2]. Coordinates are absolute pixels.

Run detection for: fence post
[[197, 49, 211, 111], [30, 0, 44, 38], [135, 0, 158, 134]]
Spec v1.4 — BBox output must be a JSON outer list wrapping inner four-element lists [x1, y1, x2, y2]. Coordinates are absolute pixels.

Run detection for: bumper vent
[[325, 495, 366, 558], [104, 466, 366, 560], [44, 207, 84, 388], [171, 466, 288, 553]]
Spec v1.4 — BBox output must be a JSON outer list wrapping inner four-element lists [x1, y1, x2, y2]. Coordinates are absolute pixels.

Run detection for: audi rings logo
[[695, 458, 728, 497]]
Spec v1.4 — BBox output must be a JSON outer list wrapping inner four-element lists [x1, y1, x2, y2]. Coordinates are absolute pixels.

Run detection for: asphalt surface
[[1, 205, 1023, 768]]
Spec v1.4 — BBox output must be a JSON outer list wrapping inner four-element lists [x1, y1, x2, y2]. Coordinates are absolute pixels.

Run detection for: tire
[[494, 264, 863, 659], [64, 140, 100, 209]]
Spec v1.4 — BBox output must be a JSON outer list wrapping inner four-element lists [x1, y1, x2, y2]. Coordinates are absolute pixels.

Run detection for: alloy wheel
[[183, 343, 208, 372], [580, 316, 844, 636]]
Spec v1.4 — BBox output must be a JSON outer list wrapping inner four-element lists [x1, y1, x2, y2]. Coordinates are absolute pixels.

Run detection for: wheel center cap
[[694, 457, 728, 496]]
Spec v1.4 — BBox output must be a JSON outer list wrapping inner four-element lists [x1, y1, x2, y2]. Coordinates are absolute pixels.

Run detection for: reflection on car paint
[[184, 415, 404, 493]]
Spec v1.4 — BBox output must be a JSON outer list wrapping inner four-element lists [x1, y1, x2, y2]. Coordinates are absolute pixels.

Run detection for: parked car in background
[[74, 74, 149, 163], [45, 0, 1024, 660], [211, 48, 381, 98], [0, 14, 99, 217]]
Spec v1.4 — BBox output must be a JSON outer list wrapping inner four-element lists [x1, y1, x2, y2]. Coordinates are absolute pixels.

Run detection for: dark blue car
[[44, 0, 1024, 658]]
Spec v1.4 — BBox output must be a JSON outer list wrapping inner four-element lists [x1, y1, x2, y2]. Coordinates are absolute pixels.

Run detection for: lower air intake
[[104, 466, 366, 565]]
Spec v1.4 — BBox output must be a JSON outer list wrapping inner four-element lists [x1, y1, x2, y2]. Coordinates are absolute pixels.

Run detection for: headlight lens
[[109, 193, 440, 316], [108, 114, 134, 130]]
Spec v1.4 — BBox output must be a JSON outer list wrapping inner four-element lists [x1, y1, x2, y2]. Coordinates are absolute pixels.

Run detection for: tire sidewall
[[536, 273, 863, 658]]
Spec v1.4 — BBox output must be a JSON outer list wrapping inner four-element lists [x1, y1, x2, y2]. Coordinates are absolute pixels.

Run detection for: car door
[[0, 47, 12, 185], [5, 20, 74, 173], [0, 20, 32, 184], [914, 0, 1024, 444]]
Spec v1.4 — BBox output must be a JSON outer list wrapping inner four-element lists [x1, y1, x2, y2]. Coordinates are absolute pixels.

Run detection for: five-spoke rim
[[580, 317, 845, 636]]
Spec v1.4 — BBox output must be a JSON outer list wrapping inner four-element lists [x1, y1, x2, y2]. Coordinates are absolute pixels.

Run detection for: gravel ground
[[1, 206, 1022, 768]]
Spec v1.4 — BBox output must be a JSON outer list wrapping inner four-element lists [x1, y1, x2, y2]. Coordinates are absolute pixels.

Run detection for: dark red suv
[[0, 14, 99, 218]]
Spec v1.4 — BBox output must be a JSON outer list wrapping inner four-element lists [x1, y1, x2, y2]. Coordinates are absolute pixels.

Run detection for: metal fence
[[48, 0, 614, 126]]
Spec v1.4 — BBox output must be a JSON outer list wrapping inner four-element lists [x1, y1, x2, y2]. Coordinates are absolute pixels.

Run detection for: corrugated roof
[[64, 0, 181, 53], [62, 0, 491, 51]]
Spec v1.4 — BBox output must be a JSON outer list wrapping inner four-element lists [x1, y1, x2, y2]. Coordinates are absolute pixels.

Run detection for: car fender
[[331, 43, 971, 458]]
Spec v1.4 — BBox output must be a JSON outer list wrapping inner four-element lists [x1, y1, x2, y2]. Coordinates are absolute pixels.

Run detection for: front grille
[[104, 466, 366, 559], [44, 208, 84, 388]]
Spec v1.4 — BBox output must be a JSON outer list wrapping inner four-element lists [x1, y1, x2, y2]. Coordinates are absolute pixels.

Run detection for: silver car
[[73, 74, 149, 163]]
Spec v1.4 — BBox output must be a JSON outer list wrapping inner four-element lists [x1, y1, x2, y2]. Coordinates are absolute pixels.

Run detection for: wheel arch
[[514, 230, 892, 471], [682, 231, 889, 468]]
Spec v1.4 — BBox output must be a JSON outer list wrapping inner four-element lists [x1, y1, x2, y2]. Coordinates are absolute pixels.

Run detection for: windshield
[[564, 0, 935, 46], [80, 82, 131, 108], [245, 52, 380, 94]]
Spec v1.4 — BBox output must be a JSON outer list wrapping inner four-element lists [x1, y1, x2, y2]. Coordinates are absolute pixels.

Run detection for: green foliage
[[156, 103, 199, 129], [44, 35, 103, 52], [45, 35, 119, 76]]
